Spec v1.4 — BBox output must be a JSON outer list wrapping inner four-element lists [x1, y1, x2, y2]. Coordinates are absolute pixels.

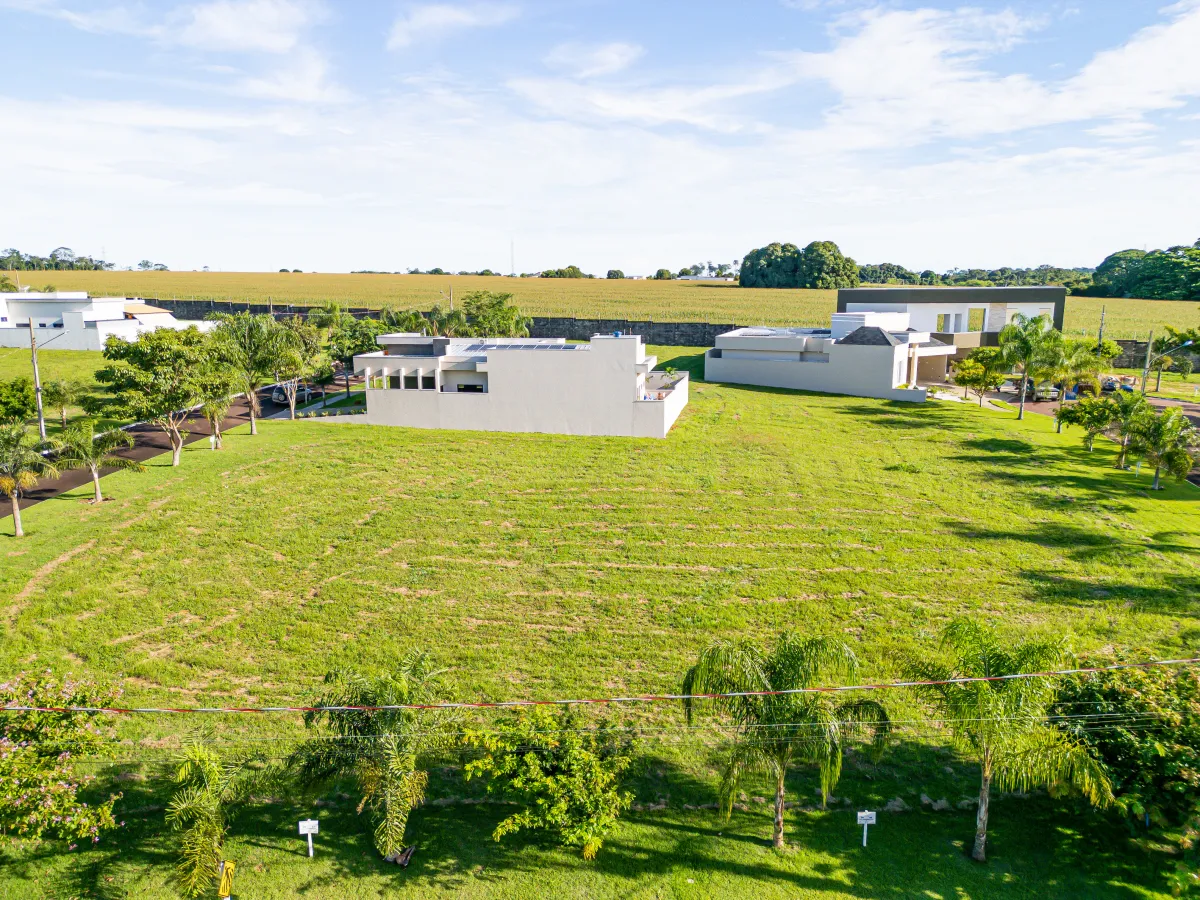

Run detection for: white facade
[[353, 333, 688, 438], [704, 314, 956, 403], [0, 292, 214, 350]]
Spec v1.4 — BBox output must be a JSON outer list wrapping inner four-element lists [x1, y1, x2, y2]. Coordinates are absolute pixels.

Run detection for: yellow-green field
[[10, 270, 1198, 338]]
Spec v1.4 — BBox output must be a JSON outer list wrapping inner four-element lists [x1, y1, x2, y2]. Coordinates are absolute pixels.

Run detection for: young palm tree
[[290, 651, 458, 859], [904, 619, 1111, 863], [1111, 391, 1150, 470], [209, 312, 279, 436], [54, 419, 145, 503], [1047, 340, 1102, 432], [998, 313, 1056, 420], [1129, 407, 1199, 491], [682, 633, 890, 849], [40, 378, 90, 430], [0, 422, 59, 537], [166, 744, 281, 898]]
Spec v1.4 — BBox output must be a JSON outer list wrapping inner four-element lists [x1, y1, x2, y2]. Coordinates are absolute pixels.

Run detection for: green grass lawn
[[0, 347, 120, 433], [1111, 367, 1200, 402], [1, 347, 1196, 897]]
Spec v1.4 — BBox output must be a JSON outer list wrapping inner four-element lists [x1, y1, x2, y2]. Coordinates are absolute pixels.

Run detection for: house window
[[53, 322, 63, 328], [421, 374, 436, 390], [39, 323, 47, 328], [457, 384, 484, 393], [388, 375, 401, 389], [403, 373, 419, 390], [968, 308, 985, 330]]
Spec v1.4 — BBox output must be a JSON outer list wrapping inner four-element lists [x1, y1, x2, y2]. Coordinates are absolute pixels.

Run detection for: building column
[[381, 366, 390, 388], [908, 350, 918, 388], [362, 365, 371, 390]]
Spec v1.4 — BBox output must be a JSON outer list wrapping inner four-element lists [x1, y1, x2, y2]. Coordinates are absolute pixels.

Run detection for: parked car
[[271, 385, 315, 405], [1034, 384, 1060, 402], [1100, 378, 1119, 394]]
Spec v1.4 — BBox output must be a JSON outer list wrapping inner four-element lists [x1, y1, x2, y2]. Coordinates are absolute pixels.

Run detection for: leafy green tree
[[1055, 397, 1119, 451], [0, 671, 121, 844], [1129, 407, 1199, 490], [197, 368, 237, 450], [378, 305, 428, 333], [327, 316, 384, 397], [1046, 338, 1103, 431], [541, 265, 589, 278], [166, 744, 281, 898], [606, 269, 625, 280], [797, 241, 859, 289], [652, 269, 674, 280], [1092, 249, 1148, 297], [0, 377, 36, 423], [290, 653, 457, 859], [953, 348, 1006, 406], [0, 274, 16, 291], [0, 422, 58, 537], [465, 708, 634, 859], [87, 327, 214, 466], [52, 419, 145, 503], [461, 291, 531, 337], [273, 317, 326, 419], [904, 619, 1112, 862], [681, 633, 889, 849], [999, 313, 1056, 420], [1095, 338, 1123, 363], [209, 312, 280, 436], [1176, 357, 1194, 381], [739, 242, 801, 288], [41, 378, 90, 430], [739, 241, 858, 289]]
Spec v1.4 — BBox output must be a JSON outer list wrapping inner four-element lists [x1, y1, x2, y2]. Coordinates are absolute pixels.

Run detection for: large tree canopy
[[739, 241, 859, 289]]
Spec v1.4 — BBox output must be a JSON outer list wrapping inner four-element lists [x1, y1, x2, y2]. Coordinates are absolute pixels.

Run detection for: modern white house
[[703, 312, 957, 402], [0, 292, 214, 350], [353, 332, 688, 438]]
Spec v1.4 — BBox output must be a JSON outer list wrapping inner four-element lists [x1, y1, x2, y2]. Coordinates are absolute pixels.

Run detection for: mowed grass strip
[[10, 269, 1198, 337], [0, 347, 1196, 897]]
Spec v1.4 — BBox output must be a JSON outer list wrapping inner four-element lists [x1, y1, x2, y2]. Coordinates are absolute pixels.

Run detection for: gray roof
[[838, 326, 901, 346]]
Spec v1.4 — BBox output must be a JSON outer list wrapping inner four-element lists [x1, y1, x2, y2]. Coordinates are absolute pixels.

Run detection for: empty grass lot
[[10, 270, 1199, 338], [0, 348, 1197, 898]]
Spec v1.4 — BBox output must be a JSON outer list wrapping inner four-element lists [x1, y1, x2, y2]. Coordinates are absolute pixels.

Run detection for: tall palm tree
[[999, 313, 1056, 420], [166, 744, 281, 898], [1112, 391, 1151, 469], [208, 312, 279, 436], [1129, 407, 1199, 491], [904, 619, 1111, 863], [1047, 340, 1102, 433], [41, 378, 90, 430], [0, 422, 59, 537], [53, 419, 145, 503], [290, 652, 458, 859], [682, 633, 890, 849]]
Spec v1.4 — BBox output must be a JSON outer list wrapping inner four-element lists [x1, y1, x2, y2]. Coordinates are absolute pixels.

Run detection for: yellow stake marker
[[218, 860, 235, 899]]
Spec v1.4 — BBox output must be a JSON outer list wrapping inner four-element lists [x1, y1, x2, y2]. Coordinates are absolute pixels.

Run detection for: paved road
[[6, 390, 291, 516]]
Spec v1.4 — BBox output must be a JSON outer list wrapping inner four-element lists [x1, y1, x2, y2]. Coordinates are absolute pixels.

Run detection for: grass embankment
[[9, 270, 1197, 338], [1, 348, 1196, 897]]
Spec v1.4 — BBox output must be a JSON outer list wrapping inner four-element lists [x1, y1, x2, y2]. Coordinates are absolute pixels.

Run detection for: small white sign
[[299, 819, 319, 835], [856, 811, 876, 825]]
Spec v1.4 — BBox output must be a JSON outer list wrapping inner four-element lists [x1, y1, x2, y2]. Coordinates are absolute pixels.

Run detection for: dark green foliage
[[0, 671, 121, 844], [859, 262, 1094, 292], [465, 707, 634, 860], [540, 265, 591, 279], [0, 377, 36, 422], [739, 241, 859, 289], [1056, 397, 1119, 450], [652, 268, 673, 280], [1092, 241, 1200, 300], [0, 247, 114, 271], [606, 269, 624, 279]]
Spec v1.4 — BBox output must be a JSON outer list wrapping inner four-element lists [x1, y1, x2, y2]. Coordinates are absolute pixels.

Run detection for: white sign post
[[299, 818, 319, 857], [856, 810, 876, 847]]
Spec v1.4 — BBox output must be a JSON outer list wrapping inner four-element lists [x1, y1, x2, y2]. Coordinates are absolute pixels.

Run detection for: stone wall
[[148, 298, 737, 347]]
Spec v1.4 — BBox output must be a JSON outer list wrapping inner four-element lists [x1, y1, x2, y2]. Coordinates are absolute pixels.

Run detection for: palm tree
[[290, 652, 458, 859], [999, 314, 1056, 420], [0, 422, 59, 537], [209, 312, 279, 436], [1046, 340, 1101, 433], [904, 619, 1111, 863], [682, 633, 890, 849], [1129, 407, 1199, 490], [53, 419, 145, 503], [41, 378, 90, 430], [166, 744, 281, 898], [1111, 391, 1151, 469]]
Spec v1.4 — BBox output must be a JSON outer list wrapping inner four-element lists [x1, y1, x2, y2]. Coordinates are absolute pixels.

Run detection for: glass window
[[421, 375, 436, 390], [403, 373, 418, 390]]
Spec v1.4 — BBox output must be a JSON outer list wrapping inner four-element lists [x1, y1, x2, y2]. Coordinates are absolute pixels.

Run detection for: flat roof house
[[0, 292, 214, 350], [703, 312, 956, 403], [353, 332, 688, 438], [837, 286, 1066, 381]]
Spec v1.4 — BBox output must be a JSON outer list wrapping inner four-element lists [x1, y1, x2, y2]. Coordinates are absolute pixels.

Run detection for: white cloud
[[236, 48, 350, 103], [387, 2, 518, 50], [543, 42, 644, 79], [176, 0, 327, 54]]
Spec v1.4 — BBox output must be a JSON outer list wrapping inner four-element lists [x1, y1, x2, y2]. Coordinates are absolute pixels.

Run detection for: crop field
[[1, 348, 1197, 897], [9, 270, 1198, 338]]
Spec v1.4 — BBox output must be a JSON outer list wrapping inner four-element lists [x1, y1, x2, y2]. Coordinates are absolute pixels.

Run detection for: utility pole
[[1141, 329, 1153, 394], [1096, 305, 1106, 350], [28, 321, 47, 441]]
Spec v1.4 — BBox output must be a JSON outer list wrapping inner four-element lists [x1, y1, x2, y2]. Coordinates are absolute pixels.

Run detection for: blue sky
[[2, 0, 1199, 274]]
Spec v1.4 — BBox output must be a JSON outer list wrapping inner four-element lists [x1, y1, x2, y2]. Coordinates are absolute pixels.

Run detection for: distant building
[[0, 292, 214, 350], [703, 312, 956, 403], [677, 275, 736, 283], [837, 286, 1065, 376], [353, 332, 688, 438]]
